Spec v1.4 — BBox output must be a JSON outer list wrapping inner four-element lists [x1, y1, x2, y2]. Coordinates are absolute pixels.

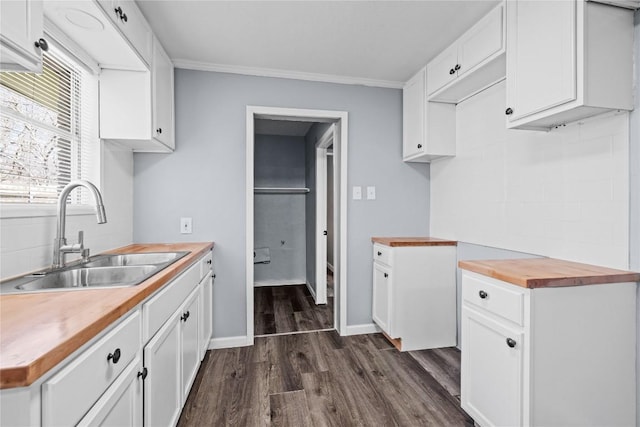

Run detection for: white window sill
[[0, 204, 97, 219]]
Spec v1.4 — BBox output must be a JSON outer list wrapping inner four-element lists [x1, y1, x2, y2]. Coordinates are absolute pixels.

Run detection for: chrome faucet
[[53, 180, 107, 269]]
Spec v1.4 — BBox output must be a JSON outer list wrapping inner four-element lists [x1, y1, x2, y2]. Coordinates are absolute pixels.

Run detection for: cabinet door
[[181, 290, 200, 403], [458, 4, 503, 78], [506, 0, 576, 121], [152, 38, 175, 149], [143, 314, 181, 427], [101, 0, 152, 66], [372, 262, 394, 337], [199, 275, 213, 360], [461, 307, 523, 427], [426, 44, 457, 95], [77, 357, 143, 427], [0, 0, 43, 72], [402, 69, 425, 159]]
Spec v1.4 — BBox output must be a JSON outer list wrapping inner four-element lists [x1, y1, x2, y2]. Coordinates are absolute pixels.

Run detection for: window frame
[[0, 24, 102, 219]]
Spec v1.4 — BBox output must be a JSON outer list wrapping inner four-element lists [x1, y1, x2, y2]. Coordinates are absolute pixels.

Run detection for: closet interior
[[253, 119, 334, 336]]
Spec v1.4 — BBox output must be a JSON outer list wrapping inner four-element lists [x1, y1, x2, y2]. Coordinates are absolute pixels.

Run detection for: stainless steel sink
[[0, 251, 190, 294], [83, 251, 188, 267], [13, 266, 158, 292]]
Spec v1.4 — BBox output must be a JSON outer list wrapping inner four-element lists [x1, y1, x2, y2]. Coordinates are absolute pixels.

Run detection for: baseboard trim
[[209, 335, 252, 349], [305, 280, 317, 302], [254, 279, 306, 287], [327, 262, 334, 273], [344, 323, 381, 336]]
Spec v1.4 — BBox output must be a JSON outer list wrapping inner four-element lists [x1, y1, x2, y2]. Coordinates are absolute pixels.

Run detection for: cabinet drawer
[[373, 244, 393, 266], [462, 273, 525, 326], [143, 261, 200, 342], [199, 250, 213, 281], [42, 309, 141, 427]]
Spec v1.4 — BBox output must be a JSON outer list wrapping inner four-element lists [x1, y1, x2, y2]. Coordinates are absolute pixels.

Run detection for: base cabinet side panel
[[461, 307, 523, 427]]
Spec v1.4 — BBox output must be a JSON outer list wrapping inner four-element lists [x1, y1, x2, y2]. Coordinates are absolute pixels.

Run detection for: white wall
[[431, 81, 629, 269], [0, 142, 134, 279]]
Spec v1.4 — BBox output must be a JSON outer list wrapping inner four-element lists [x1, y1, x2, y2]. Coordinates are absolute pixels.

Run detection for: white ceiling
[[136, 0, 500, 88]]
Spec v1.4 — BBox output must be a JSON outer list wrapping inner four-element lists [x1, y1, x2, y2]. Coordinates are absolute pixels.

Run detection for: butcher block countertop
[[371, 237, 457, 247], [459, 258, 640, 289], [0, 242, 213, 390]]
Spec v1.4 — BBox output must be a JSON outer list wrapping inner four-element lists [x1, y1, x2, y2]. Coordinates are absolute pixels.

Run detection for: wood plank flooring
[[178, 331, 472, 427], [254, 285, 333, 335]]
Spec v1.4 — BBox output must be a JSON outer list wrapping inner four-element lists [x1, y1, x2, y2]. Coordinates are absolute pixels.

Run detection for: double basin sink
[[0, 252, 189, 294]]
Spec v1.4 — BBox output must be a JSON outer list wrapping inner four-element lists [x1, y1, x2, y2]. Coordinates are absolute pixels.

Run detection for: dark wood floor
[[254, 284, 333, 335], [178, 331, 472, 426]]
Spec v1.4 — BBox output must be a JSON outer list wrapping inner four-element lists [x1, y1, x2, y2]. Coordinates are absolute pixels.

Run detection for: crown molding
[[172, 59, 404, 89]]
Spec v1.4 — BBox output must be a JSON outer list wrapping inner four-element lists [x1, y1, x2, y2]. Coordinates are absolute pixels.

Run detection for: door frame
[[314, 125, 334, 305], [246, 106, 349, 343]]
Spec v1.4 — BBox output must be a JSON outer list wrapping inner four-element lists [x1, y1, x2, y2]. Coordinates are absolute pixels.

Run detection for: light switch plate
[[352, 186, 362, 200], [367, 186, 376, 200], [180, 217, 192, 234]]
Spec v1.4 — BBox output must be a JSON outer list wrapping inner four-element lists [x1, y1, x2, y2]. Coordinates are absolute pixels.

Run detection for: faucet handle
[[78, 230, 84, 246]]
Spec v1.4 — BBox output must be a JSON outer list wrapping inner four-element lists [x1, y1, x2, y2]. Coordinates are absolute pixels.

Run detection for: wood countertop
[[0, 242, 213, 389], [459, 258, 640, 289], [371, 237, 457, 247]]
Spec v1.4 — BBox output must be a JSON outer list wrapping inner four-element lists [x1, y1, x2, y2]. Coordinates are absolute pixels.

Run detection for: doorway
[[246, 106, 348, 343]]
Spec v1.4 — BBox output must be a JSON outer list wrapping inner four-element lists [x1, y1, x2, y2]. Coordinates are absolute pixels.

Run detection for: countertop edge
[[0, 242, 214, 389], [371, 237, 457, 247], [458, 259, 640, 289]]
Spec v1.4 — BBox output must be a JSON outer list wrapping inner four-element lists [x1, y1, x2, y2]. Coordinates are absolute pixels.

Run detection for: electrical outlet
[[366, 186, 376, 200], [352, 186, 362, 200], [180, 217, 192, 234]]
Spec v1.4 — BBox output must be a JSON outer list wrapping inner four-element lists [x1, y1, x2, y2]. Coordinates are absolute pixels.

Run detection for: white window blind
[[0, 44, 98, 205]]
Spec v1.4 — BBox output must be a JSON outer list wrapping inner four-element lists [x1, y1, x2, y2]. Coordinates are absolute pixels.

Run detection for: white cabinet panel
[[461, 307, 523, 427], [372, 262, 393, 336], [402, 67, 456, 163], [427, 2, 505, 103], [144, 311, 182, 427], [199, 274, 213, 360], [506, 0, 576, 121], [42, 310, 141, 427], [97, 0, 152, 66], [0, 0, 43, 72], [152, 37, 175, 149], [78, 356, 144, 427], [506, 0, 633, 130], [180, 290, 200, 403]]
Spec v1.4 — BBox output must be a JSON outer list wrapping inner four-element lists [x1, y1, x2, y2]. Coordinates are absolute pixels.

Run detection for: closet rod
[[254, 187, 310, 194]]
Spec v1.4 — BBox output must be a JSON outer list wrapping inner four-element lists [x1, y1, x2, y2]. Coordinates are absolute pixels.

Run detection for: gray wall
[[254, 134, 306, 284], [304, 123, 332, 296], [134, 70, 429, 338]]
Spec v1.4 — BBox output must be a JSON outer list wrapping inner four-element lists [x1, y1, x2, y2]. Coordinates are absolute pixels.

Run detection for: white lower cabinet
[[460, 270, 636, 426], [0, 250, 214, 427], [371, 241, 457, 351]]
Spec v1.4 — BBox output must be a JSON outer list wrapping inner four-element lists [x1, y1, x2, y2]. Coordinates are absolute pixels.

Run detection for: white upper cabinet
[[97, 0, 152, 67], [152, 37, 175, 150], [427, 3, 505, 103], [402, 67, 456, 163], [505, 0, 634, 130], [0, 0, 45, 72]]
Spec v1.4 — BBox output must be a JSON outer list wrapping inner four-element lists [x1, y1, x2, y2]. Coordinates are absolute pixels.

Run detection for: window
[[0, 43, 98, 205]]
